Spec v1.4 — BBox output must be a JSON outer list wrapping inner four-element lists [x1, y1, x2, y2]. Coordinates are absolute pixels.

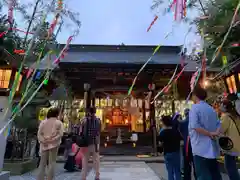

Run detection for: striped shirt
[[81, 115, 101, 145]]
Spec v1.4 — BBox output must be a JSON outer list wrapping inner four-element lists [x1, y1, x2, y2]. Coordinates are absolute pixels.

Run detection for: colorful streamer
[[2, 5, 54, 127], [151, 65, 179, 103], [10, 32, 77, 119], [8, 0, 13, 24], [0, 32, 7, 38], [0, 72, 50, 136], [210, 1, 240, 64], [174, 0, 186, 21], [147, 15, 158, 32], [53, 35, 73, 64], [186, 68, 202, 102], [128, 44, 161, 96], [57, 0, 63, 11]]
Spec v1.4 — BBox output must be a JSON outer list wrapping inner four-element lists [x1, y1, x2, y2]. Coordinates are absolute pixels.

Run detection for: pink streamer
[[174, 0, 184, 21], [26, 68, 34, 79], [53, 35, 73, 64], [8, 0, 13, 24]]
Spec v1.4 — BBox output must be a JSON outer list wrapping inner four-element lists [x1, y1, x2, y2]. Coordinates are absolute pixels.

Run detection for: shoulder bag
[[76, 117, 89, 147], [219, 115, 240, 151]]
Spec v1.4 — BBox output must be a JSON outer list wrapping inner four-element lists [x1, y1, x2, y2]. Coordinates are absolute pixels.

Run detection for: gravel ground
[[147, 162, 230, 180]]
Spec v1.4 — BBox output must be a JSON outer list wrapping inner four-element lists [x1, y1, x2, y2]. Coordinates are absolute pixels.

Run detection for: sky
[[2, 0, 201, 48]]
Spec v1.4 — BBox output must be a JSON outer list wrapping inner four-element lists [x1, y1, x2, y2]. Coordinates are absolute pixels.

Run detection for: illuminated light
[[133, 142, 136, 147], [106, 136, 109, 141], [231, 43, 240, 47], [104, 143, 107, 147], [106, 119, 110, 124], [125, 119, 128, 124], [203, 80, 209, 87]]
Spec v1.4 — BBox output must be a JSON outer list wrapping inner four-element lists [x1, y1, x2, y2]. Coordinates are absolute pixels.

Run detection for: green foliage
[[195, 0, 240, 63], [0, 15, 23, 54]]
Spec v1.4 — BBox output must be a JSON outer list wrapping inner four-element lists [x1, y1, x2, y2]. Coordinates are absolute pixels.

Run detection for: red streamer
[[174, 66, 185, 82], [147, 16, 158, 32], [0, 32, 7, 38]]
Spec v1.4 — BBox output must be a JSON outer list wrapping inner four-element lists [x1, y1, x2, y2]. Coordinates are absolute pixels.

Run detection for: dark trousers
[[183, 148, 196, 180], [164, 151, 181, 180], [224, 154, 240, 180], [193, 155, 222, 180]]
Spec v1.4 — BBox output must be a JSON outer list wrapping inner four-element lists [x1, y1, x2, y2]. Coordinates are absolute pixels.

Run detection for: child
[[64, 133, 73, 160], [71, 135, 82, 169], [158, 115, 182, 180]]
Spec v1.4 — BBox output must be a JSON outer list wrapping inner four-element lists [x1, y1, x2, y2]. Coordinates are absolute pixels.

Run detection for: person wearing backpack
[[80, 107, 101, 180], [220, 100, 240, 180]]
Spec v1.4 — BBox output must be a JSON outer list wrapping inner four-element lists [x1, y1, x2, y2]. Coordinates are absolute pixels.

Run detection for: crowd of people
[[35, 85, 240, 180], [37, 107, 101, 180], [158, 85, 240, 180]]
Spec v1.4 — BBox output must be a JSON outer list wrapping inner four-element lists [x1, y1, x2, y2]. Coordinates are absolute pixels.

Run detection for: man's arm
[[47, 121, 64, 143], [37, 121, 45, 143], [189, 106, 212, 137]]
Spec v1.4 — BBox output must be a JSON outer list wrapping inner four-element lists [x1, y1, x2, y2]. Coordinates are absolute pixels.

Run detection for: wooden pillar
[[149, 83, 157, 156], [142, 100, 147, 133], [92, 92, 96, 107], [84, 83, 91, 112]]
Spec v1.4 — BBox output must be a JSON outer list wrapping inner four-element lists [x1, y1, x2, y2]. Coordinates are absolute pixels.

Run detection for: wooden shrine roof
[[50, 44, 220, 99]]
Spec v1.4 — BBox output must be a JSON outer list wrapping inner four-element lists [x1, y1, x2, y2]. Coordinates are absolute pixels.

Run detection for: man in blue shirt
[[189, 85, 222, 180]]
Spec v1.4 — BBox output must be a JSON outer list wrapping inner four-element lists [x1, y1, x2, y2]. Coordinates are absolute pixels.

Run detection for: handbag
[[64, 147, 81, 172], [76, 117, 89, 147], [219, 115, 240, 151]]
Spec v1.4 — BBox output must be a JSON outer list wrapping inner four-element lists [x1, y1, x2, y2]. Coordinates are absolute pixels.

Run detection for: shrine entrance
[[102, 107, 132, 144]]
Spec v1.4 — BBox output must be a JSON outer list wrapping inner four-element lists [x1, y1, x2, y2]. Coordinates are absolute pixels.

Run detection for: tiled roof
[[33, 44, 220, 72], [61, 51, 180, 64]]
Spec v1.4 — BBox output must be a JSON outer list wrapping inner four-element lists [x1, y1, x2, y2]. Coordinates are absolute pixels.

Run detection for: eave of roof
[[59, 44, 182, 54]]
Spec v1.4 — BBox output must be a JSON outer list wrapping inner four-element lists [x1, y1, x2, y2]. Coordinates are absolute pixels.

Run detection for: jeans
[[164, 151, 181, 180], [180, 145, 184, 172], [224, 154, 240, 180], [183, 147, 196, 180], [193, 155, 222, 180]]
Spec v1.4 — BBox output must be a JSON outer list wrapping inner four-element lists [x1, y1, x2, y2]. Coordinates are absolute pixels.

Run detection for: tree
[[0, 0, 81, 159], [0, 15, 23, 55], [151, 0, 240, 67], [194, 0, 240, 65]]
